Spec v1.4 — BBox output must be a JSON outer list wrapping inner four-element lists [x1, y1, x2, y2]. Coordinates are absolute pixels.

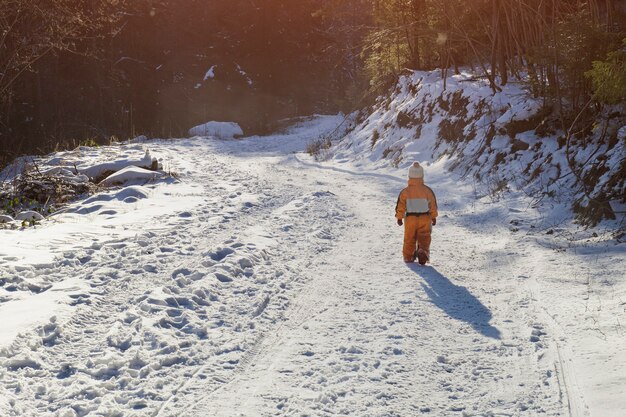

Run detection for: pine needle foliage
[[586, 39, 626, 105]]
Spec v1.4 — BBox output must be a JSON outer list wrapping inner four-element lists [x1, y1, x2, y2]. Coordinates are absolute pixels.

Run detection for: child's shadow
[[408, 264, 501, 339]]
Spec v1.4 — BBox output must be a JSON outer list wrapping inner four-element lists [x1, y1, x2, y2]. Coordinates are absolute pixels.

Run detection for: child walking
[[395, 162, 438, 264]]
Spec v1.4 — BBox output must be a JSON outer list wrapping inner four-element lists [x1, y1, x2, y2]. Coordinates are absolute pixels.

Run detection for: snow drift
[[188, 121, 244, 139], [79, 150, 159, 181]]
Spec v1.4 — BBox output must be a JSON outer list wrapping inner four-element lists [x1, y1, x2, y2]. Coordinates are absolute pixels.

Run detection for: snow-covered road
[[1, 117, 624, 416], [183, 153, 566, 417]]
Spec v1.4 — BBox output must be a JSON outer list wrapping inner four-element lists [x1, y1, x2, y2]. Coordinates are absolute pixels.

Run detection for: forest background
[[0, 0, 624, 169]]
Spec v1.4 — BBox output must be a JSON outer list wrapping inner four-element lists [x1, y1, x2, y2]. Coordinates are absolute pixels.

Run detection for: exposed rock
[[511, 139, 530, 152]]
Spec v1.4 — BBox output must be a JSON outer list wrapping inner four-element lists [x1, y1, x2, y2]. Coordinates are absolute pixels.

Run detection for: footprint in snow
[[171, 268, 192, 278], [208, 247, 235, 262], [215, 272, 233, 283]]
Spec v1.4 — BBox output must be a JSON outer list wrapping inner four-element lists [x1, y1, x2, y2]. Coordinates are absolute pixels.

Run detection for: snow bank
[[0, 146, 166, 232], [41, 167, 90, 184], [332, 69, 625, 227], [0, 140, 202, 268], [14, 211, 44, 221], [0, 214, 13, 223], [188, 121, 244, 139]]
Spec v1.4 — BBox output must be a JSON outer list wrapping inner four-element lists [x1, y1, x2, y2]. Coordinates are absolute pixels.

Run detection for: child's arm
[[427, 187, 438, 219], [395, 190, 406, 220]]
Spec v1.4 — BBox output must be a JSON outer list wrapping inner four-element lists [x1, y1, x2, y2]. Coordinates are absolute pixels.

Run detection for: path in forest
[[180, 143, 570, 416], [4, 123, 619, 416]]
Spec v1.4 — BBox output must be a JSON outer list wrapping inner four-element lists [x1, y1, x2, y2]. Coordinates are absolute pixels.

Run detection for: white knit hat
[[408, 162, 424, 179]]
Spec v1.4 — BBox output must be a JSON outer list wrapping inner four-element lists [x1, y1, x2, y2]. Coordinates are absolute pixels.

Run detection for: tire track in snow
[[474, 203, 591, 417], [525, 250, 591, 417], [447, 198, 591, 417]]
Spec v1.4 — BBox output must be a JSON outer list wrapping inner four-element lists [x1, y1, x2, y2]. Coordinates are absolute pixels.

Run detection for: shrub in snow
[[1, 147, 169, 226], [306, 136, 333, 161], [188, 121, 244, 139], [0, 161, 94, 223], [18, 170, 92, 204]]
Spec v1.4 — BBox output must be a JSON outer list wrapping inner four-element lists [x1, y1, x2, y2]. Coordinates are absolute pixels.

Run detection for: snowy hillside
[[332, 70, 625, 229], [1, 114, 625, 416]]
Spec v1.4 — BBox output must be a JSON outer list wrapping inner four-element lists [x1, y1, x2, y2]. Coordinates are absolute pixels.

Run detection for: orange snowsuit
[[395, 178, 438, 262]]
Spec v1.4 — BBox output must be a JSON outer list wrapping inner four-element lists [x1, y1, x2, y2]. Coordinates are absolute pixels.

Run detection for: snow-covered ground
[[1, 115, 624, 416]]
